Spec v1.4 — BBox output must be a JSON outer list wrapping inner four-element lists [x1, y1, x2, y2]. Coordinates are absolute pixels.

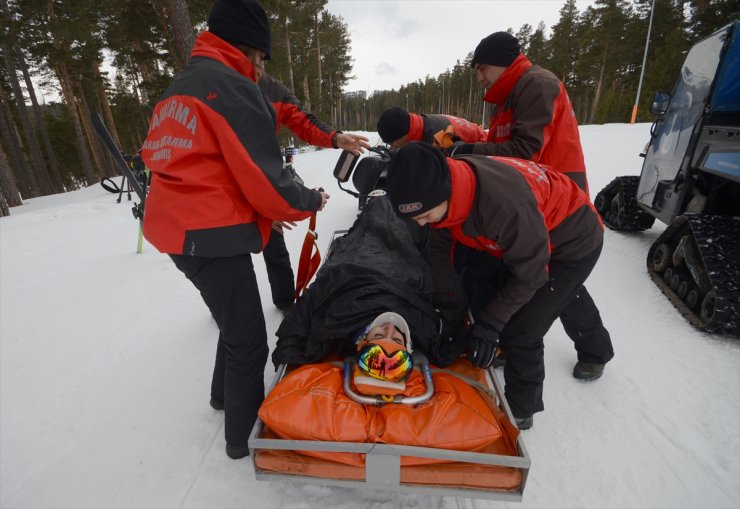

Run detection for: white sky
[[326, 0, 597, 93]]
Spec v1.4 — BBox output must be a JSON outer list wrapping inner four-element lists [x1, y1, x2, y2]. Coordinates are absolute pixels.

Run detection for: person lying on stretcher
[[352, 311, 415, 394], [261, 248, 522, 458], [272, 195, 470, 373], [262, 197, 522, 470]]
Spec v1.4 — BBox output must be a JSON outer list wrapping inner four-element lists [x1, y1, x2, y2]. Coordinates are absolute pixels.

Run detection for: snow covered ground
[[1, 123, 738, 509]]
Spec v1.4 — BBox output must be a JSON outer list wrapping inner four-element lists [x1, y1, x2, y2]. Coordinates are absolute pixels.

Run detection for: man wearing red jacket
[[258, 73, 369, 316], [386, 142, 605, 429], [140, 0, 328, 459], [377, 107, 487, 149], [450, 32, 613, 382]]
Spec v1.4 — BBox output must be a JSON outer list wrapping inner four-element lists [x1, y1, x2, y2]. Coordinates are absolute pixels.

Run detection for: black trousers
[[170, 253, 268, 446], [559, 285, 613, 364], [456, 243, 613, 418], [262, 229, 295, 309], [501, 244, 612, 417]]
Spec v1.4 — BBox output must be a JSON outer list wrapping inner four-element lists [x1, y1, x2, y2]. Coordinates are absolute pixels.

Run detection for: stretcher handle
[[342, 357, 435, 406]]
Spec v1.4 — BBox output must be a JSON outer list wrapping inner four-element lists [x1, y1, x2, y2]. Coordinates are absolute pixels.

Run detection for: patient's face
[[364, 324, 405, 348]]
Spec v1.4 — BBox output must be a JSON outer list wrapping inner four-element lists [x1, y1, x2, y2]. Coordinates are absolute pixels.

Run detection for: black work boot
[[514, 415, 533, 430], [226, 443, 250, 459], [573, 361, 605, 381], [209, 398, 224, 411]]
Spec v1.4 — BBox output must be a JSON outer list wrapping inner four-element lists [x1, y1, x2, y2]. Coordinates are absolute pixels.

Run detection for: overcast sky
[[325, 0, 596, 93]]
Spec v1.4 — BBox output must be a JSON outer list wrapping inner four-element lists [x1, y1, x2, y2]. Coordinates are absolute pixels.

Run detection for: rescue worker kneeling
[[384, 142, 605, 431]]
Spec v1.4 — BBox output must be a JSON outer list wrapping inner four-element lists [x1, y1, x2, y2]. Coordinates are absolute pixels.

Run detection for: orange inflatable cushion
[[257, 359, 519, 468]]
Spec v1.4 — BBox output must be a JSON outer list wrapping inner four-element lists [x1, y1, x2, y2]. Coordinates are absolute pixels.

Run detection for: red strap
[[295, 213, 321, 299]]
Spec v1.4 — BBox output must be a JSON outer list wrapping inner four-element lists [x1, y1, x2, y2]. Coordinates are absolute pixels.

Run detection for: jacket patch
[[399, 202, 422, 214]]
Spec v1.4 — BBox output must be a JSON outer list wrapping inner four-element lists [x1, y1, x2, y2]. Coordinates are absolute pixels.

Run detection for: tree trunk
[[284, 18, 294, 92], [0, 84, 35, 198], [92, 60, 122, 147], [13, 44, 64, 193], [92, 63, 121, 178], [336, 93, 342, 130], [467, 72, 473, 121], [56, 62, 97, 184], [589, 46, 608, 124], [131, 41, 155, 103], [2, 40, 52, 195], [302, 75, 311, 112], [315, 11, 322, 115], [328, 73, 334, 125], [126, 54, 154, 130], [0, 142, 22, 212], [75, 79, 107, 179], [0, 191, 8, 217], [165, 0, 194, 71]]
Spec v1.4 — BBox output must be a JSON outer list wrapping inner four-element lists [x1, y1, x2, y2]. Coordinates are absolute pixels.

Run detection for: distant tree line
[[0, 0, 736, 214], [0, 0, 352, 212], [355, 0, 737, 141]]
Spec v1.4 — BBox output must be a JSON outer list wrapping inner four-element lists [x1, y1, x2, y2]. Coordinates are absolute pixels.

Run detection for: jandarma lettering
[[148, 99, 198, 135], [142, 136, 194, 151], [399, 202, 422, 213]]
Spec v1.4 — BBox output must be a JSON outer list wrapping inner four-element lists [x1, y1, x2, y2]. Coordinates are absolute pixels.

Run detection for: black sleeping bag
[[272, 196, 467, 368]]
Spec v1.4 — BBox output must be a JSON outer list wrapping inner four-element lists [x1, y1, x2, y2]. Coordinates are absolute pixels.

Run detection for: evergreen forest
[[0, 0, 736, 214]]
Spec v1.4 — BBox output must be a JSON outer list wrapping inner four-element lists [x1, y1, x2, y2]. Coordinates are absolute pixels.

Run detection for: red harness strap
[[295, 213, 321, 299]]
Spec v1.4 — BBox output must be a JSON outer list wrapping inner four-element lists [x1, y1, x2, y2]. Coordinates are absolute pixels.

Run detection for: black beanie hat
[[386, 142, 451, 218], [208, 0, 272, 59], [377, 107, 410, 144], [471, 32, 521, 67]]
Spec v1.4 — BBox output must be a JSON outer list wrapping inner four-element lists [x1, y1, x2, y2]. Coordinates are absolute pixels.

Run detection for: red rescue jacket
[[429, 156, 602, 323], [141, 32, 321, 256], [471, 54, 590, 195], [259, 73, 338, 148]]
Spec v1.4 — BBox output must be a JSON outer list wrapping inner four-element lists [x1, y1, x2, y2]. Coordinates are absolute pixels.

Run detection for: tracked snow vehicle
[[594, 21, 740, 335]]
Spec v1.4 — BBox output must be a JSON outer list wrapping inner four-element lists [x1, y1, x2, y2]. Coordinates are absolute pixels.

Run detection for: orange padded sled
[[250, 358, 530, 500]]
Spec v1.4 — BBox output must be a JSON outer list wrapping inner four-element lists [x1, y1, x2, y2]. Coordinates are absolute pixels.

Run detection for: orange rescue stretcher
[[248, 353, 531, 500]]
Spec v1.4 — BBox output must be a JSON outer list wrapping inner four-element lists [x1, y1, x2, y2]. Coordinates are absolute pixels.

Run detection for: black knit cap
[[386, 142, 451, 218], [208, 0, 272, 59], [377, 107, 410, 144], [471, 32, 521, 67]]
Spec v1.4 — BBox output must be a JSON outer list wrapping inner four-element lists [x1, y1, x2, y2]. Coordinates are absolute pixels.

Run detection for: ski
[[91, 112, 147, 204], [92, 112, 148, 253]]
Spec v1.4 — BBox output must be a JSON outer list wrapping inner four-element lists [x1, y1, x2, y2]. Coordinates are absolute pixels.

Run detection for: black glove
[[470, 319, 503, 368], [447, 141, 475, 157]]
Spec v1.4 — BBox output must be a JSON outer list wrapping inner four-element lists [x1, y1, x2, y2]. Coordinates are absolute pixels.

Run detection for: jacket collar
[[434, 158, 476, 229], [407, 113, 424, 142], [191, 31, 258, 82], [483, 54, 532, 106]]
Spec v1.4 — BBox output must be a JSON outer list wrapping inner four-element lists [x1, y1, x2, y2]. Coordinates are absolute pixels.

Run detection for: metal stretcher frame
[[248, 363, 531, 501]]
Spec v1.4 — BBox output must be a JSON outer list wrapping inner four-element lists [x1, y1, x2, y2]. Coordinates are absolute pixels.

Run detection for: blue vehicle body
[[595, 21, 740, 335], [637, 20, 740, 224]]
